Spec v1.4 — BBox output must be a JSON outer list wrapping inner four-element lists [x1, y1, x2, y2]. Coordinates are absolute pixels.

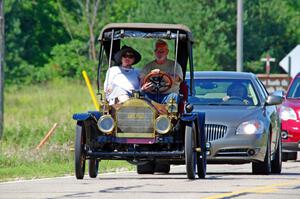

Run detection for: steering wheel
[[143, 71, 173, 94], [222, 96, 248, 105]]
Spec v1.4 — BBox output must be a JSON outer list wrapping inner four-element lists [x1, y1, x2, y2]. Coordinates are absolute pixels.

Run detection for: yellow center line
[[203, 179, 300, 199]]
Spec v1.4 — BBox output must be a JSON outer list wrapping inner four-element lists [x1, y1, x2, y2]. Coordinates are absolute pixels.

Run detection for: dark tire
[[282, 152, 297, 161], [290, 152, 298, 161], [271, 138, 282, 174], [252, 137, 271, 175], [75, 124, 86, 179], [197, 113, 206, 179], [185, 124, 196, 179], [137, 161, 155, 174], [282, 152, 288, 162], [88, 159, 99, 178], [197, 152, 206, 179], [154, 163, 170, 173]]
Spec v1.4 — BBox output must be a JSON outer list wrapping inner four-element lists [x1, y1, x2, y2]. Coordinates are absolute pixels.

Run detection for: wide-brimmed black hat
[[114, 45, 141, 65]]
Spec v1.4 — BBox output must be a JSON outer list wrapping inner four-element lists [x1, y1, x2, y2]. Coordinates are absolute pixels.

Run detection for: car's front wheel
[[271, 138, 282, 174], [252, 137, 271, 175], [75, 124, 86, 179], [185, 124, 196, 179]]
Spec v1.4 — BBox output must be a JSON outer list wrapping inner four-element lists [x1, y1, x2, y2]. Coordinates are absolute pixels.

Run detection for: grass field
[[0, 79, 134, 182]]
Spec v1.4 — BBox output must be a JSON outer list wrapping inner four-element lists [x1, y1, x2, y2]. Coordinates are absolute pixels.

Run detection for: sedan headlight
[[155, 115, 171, 134], [279, 106, 297, 121], [97, 115, 115, 133], [236, 120, 264, 135]]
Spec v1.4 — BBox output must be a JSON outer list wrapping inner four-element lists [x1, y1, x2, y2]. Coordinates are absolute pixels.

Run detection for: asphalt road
[[1, 159, 300, 199]]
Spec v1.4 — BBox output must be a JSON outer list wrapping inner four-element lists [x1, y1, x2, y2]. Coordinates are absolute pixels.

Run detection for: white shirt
[[104, 66, 140, 104]]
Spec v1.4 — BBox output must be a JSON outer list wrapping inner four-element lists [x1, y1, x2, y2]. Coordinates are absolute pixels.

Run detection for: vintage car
[[72, 23, 207, 180], [279, 72, 300, 161], [186, 71, 283, 174]]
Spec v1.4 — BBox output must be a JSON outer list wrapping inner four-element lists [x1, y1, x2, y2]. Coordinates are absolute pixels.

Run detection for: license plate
[[127, 113, 145, 119]]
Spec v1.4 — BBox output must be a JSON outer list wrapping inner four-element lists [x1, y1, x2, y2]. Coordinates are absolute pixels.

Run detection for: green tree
[[129, 0, 236, 71], [4, 0, 70, 83], [243, 0, 300, 73]]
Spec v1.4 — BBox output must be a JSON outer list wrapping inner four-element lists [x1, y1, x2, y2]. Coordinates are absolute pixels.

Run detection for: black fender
[[180, 112, 206, 149], [73, 111, 102, 146], [73, 111, 102, 122]]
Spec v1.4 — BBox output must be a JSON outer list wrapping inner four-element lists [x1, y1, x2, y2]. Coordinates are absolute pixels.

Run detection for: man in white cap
[[140, 39, 183, 104]]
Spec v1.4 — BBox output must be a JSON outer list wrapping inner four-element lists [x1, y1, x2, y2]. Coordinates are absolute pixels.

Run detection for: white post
[[0, 0, 4, 139], [236, 0, 243, 72]]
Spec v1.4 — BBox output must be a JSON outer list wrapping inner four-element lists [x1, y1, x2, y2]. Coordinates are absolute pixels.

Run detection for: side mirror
[[265, 95, 283, 106]]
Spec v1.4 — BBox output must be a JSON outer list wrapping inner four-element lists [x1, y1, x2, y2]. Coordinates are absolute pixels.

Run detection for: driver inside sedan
[[223, 83, 254, 105], [140, 39, 183, 104]]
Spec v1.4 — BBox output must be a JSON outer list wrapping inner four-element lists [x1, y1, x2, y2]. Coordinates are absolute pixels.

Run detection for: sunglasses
[[122, 54, 135, 59]]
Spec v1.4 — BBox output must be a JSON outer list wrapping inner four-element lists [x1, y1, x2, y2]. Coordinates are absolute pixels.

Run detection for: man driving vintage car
[[140, 39, 183, 104]]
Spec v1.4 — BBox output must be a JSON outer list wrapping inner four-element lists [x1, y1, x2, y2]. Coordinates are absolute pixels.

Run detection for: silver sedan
[[186, 71, 283, 174]]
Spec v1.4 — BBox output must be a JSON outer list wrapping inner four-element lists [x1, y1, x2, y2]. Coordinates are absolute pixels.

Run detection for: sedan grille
[[205, 124, 227, 142]]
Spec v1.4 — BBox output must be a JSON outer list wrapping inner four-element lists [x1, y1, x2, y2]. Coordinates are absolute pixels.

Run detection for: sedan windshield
[[286, 77, 300, 98], [188, 79, 259, 106]]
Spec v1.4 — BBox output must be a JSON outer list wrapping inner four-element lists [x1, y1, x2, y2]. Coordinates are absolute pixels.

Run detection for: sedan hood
[[193, 105, 262, 127], [283, 99, 300, 110]]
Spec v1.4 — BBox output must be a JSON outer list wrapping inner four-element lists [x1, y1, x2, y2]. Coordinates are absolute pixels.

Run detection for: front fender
[[181, 112, 206, 149], [180, 113, 198, 124], [180, 112, 205, 126], [72, 111, 102, 121]]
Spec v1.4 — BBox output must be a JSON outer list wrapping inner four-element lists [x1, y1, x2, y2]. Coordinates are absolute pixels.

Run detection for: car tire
[[271, 138, 282, 174], [197, 113, 206, 179], [252, 137, 271, 175], [290, 152, 298, 161], [282, 152, 298, 161], [282, 152, 288, 162], [88, 159, 99, 178], [154, 162, 170, 173], [185, 124, 196, 179], [137, 161, 155, 174], [75, 124, 86, 179]]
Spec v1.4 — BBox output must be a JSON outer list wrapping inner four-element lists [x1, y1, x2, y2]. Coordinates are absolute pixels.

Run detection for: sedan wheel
[[271, 138, 282, 174], [289, 152, 298, 161], [282, 152, 297, 161], [252, 138, 271, 175]]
